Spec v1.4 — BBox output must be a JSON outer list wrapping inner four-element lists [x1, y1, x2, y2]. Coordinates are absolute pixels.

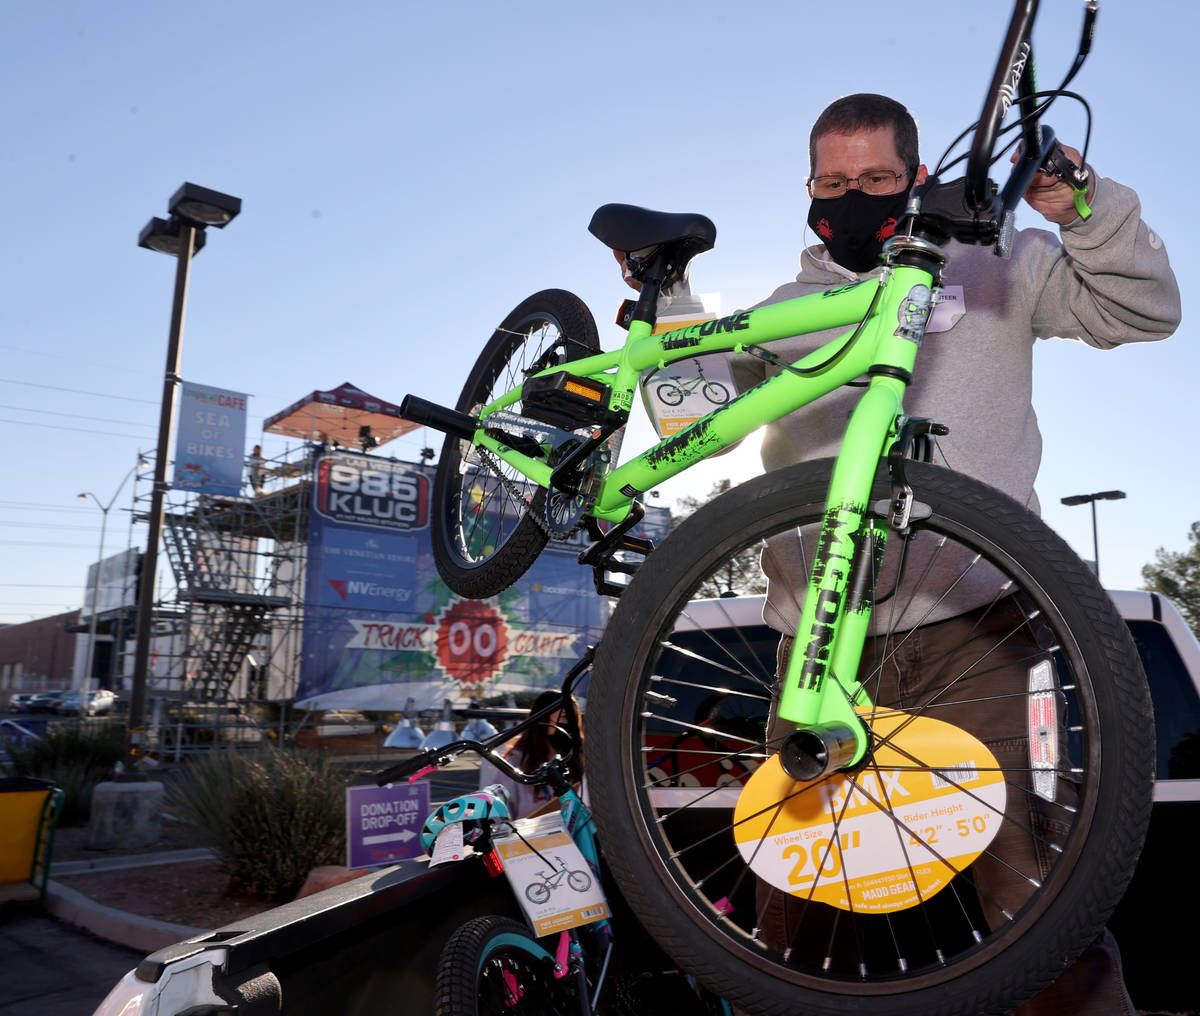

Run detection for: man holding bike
[[736, 92, 1179, 1016]]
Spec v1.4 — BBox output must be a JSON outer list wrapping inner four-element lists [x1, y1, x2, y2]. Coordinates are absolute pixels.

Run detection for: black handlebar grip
[[375, 749, 438, 787], [399, 395, 478, 442]]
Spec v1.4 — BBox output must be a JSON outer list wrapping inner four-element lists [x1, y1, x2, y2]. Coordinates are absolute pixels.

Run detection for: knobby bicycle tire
[[702, 381, 730, 405], [435, 915, 578, 1016], [432, 290, 600, 598], [586, 459, 1153, 1016]]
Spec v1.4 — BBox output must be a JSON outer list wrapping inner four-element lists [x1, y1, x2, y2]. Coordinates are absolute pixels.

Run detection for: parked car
[[26, 690, 70, 712], [51, 689, 118, 716], [0, 717, 40, 765], [7, 692, 35, 713], [87, 689, 118, 715]]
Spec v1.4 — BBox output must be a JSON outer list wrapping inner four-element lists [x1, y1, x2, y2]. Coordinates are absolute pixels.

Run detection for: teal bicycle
[[377, 657, 731, 1016], [401, 2, 1154, 1013]]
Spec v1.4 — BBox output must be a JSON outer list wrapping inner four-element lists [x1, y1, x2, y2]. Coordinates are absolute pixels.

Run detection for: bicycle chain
[[476, 446, 590, 541]]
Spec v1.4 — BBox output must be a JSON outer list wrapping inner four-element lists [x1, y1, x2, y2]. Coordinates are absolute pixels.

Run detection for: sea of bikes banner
[[295, 449, 668, 711]]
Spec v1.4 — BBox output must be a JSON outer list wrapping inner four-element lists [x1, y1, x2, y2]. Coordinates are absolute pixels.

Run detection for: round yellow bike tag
[[733, 710, 1005, 913]]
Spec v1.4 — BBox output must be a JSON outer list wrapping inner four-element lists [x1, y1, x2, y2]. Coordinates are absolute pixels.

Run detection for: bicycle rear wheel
[[432, 290, 599, 598], [436, 915, 578, 1016], [586, 459, 1153, 1016]]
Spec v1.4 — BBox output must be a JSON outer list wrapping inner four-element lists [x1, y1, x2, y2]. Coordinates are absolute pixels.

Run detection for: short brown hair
[[809, 93, 919, 175]]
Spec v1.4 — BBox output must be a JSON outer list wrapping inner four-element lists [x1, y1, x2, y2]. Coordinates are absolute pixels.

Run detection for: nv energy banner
[[173, 382, 249, 496], [296, 450, 667, 711]]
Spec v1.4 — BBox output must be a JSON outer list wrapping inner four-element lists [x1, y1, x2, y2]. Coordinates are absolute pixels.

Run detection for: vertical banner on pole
[[173, 382, 249, 495]]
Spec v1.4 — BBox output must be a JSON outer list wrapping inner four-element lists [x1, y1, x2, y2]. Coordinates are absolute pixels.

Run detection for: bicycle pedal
[[616, 534, 652, 556], [523, 372, 616, 429]]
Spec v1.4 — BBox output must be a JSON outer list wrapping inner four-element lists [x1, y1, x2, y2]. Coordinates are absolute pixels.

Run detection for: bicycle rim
[[586, 459, 1152, 1016], [432, 289, 598, 598], [436, 916, 577, 1016]]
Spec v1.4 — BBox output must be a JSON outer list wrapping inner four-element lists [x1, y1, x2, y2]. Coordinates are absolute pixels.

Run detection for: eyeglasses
[[807, 168, 913, 199]]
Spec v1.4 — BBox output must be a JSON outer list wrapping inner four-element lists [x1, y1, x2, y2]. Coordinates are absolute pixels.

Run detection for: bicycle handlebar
[[903, 0, 1096, 252], [966, 0, 1041, 213], [375, 650, 592, 789], [374, 730, 571, 788]]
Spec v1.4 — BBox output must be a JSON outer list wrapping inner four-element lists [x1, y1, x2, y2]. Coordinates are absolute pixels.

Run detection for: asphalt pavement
[[0, 750, 483, 1015], [0, 908, 144, 1016]]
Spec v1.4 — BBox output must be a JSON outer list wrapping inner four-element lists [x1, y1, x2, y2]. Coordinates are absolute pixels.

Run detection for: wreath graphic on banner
[[434, 599, 511, 689]]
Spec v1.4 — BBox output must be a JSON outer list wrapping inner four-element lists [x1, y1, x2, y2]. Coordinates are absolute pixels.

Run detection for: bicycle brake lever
[[1040, 139, 1093, 220]]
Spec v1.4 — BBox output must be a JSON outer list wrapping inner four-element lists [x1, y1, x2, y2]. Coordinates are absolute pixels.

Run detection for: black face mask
[[807, 188, 908, 273], [546, 726, 574, 758]]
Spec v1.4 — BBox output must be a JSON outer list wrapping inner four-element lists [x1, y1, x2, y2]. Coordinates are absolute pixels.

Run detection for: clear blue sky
[[1, 1, 1193, 626]]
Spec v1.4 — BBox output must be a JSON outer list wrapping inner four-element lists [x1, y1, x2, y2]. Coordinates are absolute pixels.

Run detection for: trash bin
[[0, 776, 64, 904]]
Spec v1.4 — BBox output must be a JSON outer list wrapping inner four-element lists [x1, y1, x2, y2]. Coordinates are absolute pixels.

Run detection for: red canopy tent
[[262, 382, 419, 451]]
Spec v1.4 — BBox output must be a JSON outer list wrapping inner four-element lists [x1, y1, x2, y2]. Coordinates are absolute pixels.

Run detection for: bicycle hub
[[778, 723, 861, 781]]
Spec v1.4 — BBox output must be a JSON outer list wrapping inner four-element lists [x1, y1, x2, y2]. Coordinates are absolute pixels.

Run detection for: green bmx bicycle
[[399, 2, 1153, 1012]]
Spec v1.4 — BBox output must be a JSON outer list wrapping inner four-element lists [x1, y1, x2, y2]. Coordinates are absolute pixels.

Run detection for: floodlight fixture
[[1060, 490, 1126, 506], [1059, 490, 1127, 582], [167, 182, 242, 228], [137, 216, 207, 257]]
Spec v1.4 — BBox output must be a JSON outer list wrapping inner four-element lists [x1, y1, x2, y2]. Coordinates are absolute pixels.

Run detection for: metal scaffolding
[[129, 444, 314, 751]]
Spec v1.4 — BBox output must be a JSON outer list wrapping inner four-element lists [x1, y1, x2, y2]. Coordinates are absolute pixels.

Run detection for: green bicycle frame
[[475, 261, 941, 764]]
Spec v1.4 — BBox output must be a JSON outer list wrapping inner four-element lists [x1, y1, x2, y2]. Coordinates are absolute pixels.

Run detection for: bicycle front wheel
[[432, 289, 599, 598], [586, 459, 1153, 1016], [436, 915, 577, 1016]]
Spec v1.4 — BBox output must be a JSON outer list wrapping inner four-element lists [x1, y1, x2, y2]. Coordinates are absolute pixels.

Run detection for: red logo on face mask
[[816, 218, 834, 240], [876, 217, 898, 242]]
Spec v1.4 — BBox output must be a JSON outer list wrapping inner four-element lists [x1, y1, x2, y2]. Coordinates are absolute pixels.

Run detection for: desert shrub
[[1, 721, 125, 825], [167, 747, 346, 900]]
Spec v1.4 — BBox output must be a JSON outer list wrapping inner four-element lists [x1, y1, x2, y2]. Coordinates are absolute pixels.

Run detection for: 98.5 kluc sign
[[315, 455, 429, 530]]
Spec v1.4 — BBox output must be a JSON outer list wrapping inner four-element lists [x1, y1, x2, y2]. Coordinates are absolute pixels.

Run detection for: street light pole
[[80, 499, 109, 693], [1060, 489, 1127, 583], [128, 224, 194, 762], [129, 183, 241, 769], [78, 456, 150, 694]]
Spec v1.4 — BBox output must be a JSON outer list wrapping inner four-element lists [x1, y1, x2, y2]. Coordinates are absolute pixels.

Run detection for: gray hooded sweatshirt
[[730, 174, 1181, 633]]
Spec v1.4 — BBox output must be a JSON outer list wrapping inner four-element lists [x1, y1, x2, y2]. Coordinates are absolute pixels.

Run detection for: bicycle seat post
[[628, 251, 669, 328]]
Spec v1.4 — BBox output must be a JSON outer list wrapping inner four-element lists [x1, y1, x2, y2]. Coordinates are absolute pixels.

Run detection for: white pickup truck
[[94, 589, 1200, 1016]]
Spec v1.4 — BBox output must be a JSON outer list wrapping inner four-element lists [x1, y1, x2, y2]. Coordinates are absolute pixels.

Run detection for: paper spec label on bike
[[637, 294, 736, 438], [494, 814, 610, 936], [733, 711, 1005, 913]]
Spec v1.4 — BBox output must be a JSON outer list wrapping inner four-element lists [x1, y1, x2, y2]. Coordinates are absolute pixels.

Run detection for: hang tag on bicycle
[[640, 292, 733, 438], [493, 813, 611, 936], [429, 821, 466, 866]]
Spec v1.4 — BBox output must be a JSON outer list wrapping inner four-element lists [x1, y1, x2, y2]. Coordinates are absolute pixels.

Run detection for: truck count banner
[[295, 450, 668, 711]]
